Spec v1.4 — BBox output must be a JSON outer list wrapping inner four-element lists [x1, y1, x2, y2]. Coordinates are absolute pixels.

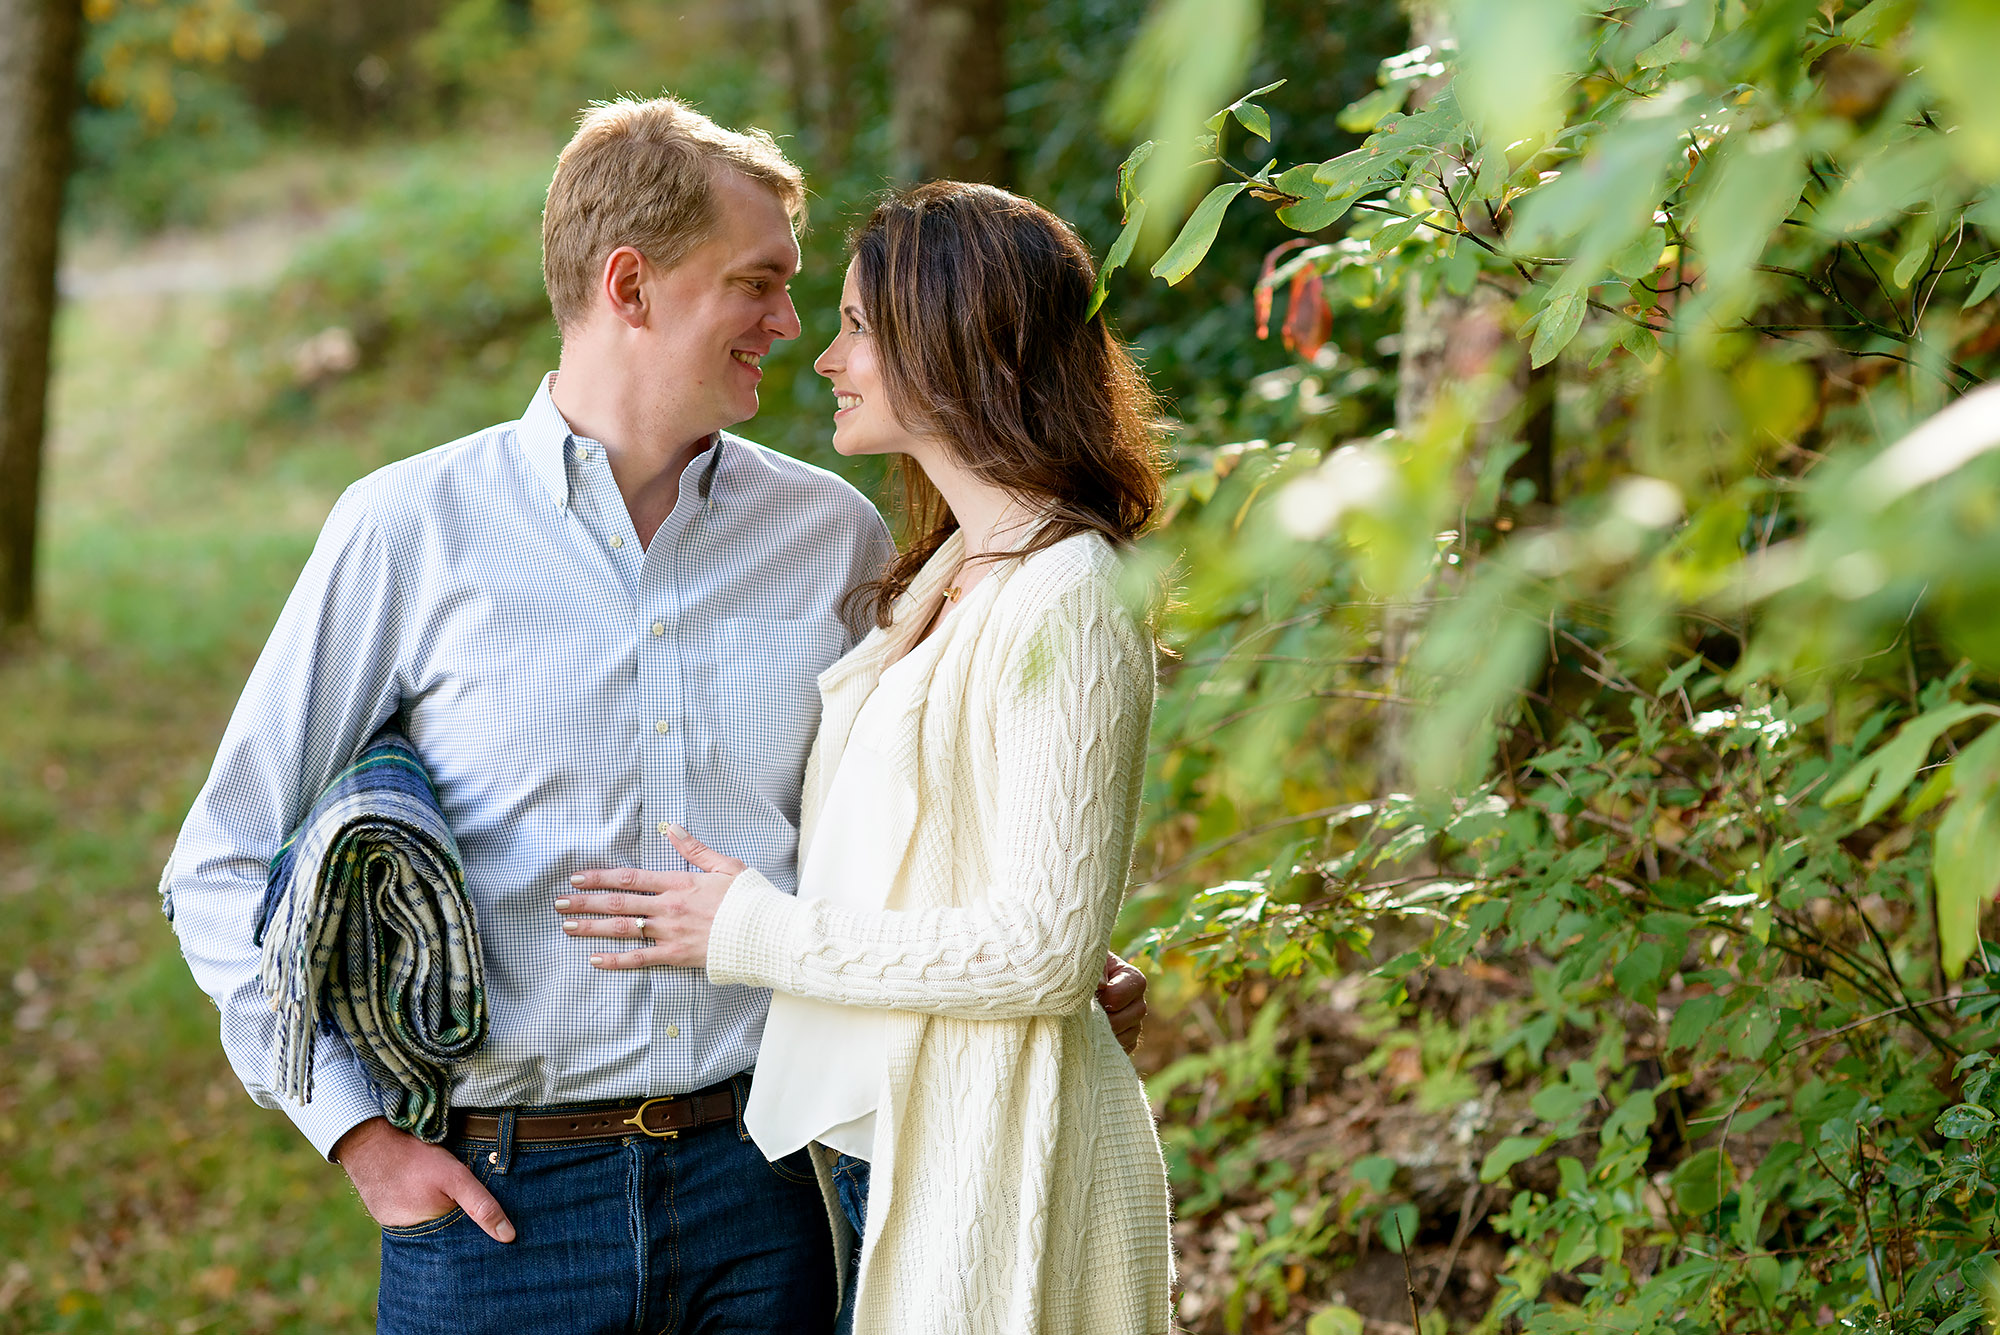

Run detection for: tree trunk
[[783, 0, 860, 172], [889, 0, 1009, 186], [0, 0, 82, 634]]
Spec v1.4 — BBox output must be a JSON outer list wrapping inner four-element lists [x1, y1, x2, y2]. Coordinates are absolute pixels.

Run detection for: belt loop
[[494, 1109, 517, 1174]]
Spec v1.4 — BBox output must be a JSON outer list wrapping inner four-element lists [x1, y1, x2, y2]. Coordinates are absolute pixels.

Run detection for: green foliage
[[69, 0, 275, 230], [1108, 0, 2000, 1329]]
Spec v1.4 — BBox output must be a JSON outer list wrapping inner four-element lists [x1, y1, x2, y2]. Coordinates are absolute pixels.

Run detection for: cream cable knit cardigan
[[707, 529, 1173, 1335]]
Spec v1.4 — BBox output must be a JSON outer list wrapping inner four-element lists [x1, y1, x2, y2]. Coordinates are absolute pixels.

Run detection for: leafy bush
[[1109, 0, 2000, 1330]]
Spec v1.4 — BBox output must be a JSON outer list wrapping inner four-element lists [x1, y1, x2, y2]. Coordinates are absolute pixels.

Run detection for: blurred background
[[13, 0, 2000, 1332]]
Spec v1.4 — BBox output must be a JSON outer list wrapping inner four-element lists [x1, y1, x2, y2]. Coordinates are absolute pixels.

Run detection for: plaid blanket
[[255, 728, 487, 1143]]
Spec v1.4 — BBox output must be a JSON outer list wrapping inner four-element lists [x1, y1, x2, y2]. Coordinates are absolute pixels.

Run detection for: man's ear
[[600, 246, 649, 330]]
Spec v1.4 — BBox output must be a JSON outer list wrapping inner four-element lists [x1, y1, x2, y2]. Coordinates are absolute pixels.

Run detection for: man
[[164, 96, 1147, 1332]]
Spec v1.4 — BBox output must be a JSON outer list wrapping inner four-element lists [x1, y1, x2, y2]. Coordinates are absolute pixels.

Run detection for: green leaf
[[1968, 262, 2000, 307], [1151, 182, 1247, 286], [1116, 141, 1157, 210], [1667, 993, 1727, 1051], [1919, 0, 2000, 175], [1350, 1154, 1398, 1193], [1530, 275, 1588, 368], [1306, 1307, 1364, 1335], [1936, 1103, 1998, 1139], [1935, 726, 2000, 978], [1845, 0, 1919, 46], [1823, 703, 1994, 824], [1224, 80, 1286, 141], [1670, 1147, 1733, 1217], [1601, 1088, 1659, 1145], [1531, 1082, 1595, 1124], [1339, 85, 1406, 134], [1613, 940, 1667, 1005], [1274, 165, 1361, 232], [1087, 201, 1148, 319], [1685, 126, 1808, 325], [1480, 1135, 1549, 1183], [1377, 1202, 1419, 1253], [1892, 226, 1936, 290], [1277, 194, 1358, 233], [1370, 211, 1427, 253]]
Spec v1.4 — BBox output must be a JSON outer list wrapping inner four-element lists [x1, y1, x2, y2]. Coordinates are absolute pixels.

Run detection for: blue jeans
[[829, 1154, 869, 1335], [376, 1078, 835, 1334]]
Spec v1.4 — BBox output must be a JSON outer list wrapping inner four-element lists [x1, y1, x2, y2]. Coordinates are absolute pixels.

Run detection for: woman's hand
[[558, 825, 745, 970]]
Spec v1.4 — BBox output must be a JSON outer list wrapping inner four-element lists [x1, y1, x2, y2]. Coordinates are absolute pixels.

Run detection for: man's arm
[[164, 487, 514, 1241]]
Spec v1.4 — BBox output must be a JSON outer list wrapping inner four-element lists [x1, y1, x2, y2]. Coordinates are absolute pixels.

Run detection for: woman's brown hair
[[844, 180, 1165, 627]]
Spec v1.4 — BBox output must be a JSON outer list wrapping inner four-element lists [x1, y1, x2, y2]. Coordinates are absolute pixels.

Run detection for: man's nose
[[767, 293, 802, 341]]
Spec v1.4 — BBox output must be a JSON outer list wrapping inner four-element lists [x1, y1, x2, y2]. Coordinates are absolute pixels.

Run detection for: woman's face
[[813, 263, 927, 459]]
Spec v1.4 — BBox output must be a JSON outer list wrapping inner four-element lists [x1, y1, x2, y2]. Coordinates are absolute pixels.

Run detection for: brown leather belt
[[450, 1087, 739, 1143]]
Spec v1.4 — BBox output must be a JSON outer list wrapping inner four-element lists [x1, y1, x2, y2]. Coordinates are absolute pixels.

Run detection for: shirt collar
[[519, 370, 732, 509], [519, 371, 575, 507]]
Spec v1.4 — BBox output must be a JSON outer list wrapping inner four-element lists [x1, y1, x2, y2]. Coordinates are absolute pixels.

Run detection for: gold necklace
[[943, 584, 963, 602]]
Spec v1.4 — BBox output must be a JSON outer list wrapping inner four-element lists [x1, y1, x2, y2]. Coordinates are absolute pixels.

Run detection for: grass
[[0, 242, 394, 1334]]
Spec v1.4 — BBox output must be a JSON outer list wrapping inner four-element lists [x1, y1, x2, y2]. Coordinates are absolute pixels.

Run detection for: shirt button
[[665, 1024, 680, 1039], [651, 621, 665, 637], [657, 821, 671, 835], [654, 719, 670, 734], [610, 535, 625, 549], [577, 448, 591, 461]]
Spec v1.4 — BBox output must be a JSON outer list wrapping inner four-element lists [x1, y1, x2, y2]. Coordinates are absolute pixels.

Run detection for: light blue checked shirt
[[165, 374, 892, 1157]]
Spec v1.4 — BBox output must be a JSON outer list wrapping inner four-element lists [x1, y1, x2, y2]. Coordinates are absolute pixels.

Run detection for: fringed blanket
[[255, 728, 487, 1143]]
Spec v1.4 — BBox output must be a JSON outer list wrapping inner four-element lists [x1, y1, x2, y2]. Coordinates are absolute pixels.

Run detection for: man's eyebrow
[[732, 257, 798, 277]]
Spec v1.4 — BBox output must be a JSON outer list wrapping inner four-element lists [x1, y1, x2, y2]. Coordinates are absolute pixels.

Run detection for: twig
[[1392, 1211, 1424, 1334], [1422, 1183, 1487, 1317]]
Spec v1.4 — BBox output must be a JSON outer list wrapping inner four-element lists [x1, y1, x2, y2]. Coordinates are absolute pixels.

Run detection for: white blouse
[[742, 643, 929, 1161]]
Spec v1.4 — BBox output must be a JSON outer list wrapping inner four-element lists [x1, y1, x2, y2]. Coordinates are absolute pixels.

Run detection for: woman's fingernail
[[562, 920, 579, 932], [569, 874, 584, 885], [589, 955, 605, 966], [553, 898, 570, 910], [666, 823, 688, 839]]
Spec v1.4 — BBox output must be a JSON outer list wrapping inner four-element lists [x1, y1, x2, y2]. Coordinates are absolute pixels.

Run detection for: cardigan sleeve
[[707, 569, 1154, 1019]]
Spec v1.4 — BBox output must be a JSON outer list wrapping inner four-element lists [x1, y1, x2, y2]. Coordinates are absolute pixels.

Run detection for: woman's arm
[[710, 574, 1154, 1019]]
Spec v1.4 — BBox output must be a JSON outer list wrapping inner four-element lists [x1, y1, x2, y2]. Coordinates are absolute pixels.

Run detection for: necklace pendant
[[944, 584, 963, 602]]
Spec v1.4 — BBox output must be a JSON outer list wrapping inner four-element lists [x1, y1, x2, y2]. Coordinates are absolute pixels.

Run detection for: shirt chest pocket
[[707, 616, 850, 815]]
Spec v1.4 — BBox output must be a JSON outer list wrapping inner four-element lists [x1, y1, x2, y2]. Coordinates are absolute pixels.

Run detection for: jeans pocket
[[380, 1206, 467, 1238], [766, 1147, 818, 1187]]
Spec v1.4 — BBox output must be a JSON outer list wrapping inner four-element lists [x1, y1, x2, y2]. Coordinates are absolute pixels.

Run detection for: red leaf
[[1255, 239, 1312, 340], [1283, 269, 1331, 362]]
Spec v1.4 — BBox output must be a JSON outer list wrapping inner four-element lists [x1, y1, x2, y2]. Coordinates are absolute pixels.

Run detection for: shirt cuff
[[281, 1036, 388, 1161], [707, 866, 808, 991]]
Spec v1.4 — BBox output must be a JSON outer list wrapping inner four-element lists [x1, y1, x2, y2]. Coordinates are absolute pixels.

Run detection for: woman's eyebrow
[[842, 304, 865, 322]]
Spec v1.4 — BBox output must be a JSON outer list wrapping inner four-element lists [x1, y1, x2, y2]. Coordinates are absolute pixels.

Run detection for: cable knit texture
[[708, 529, 1173, 1334]]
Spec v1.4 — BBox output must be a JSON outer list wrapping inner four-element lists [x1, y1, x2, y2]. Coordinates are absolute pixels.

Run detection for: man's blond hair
[[542, 95, 806, 332]]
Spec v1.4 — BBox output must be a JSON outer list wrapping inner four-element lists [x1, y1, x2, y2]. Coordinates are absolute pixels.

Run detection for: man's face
[[641, 171, 802, 435]]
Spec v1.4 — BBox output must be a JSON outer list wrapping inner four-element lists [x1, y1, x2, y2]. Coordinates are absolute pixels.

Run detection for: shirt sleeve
[[707, 571, 1154, 1020], [161, 485, 407, 1159]]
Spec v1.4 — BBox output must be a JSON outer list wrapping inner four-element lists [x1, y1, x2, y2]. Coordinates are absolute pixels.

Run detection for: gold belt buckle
[[623, 1096, 680, 1139]]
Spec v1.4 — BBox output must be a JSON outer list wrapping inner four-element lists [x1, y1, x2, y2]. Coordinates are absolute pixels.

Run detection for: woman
[[563, 181, 1172, 1333]]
